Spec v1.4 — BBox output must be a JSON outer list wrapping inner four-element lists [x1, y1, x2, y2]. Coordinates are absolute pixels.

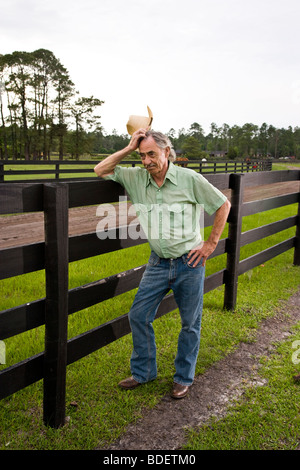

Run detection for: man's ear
[[165, 146, 170, 159]]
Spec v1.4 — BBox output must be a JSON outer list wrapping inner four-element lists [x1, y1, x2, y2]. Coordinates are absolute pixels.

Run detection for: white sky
[[1, 0, 300, 135]]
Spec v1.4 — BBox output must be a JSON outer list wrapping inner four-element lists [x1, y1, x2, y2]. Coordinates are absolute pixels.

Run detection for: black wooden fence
[[0, 158, 272, 182], [0, 169, 299, 428]]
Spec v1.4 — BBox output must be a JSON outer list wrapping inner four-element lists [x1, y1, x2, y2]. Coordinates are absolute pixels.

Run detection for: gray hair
[[144, 130, 176, 162]]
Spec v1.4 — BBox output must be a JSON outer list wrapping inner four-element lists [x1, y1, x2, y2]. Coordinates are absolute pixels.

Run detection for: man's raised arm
[[94, 128, 147, 178]]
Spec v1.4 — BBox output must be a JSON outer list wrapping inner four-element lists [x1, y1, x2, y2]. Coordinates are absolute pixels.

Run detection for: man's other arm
[[187, 198, 231, 267]]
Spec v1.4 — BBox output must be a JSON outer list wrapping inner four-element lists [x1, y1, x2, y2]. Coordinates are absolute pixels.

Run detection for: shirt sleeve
[[193, 172, 227, 215], [102, 165, 142, 201], [102, 165, 125, 185]]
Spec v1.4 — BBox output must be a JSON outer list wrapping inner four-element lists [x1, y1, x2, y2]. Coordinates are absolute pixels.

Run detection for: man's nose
[[143, 155, 152, 166]]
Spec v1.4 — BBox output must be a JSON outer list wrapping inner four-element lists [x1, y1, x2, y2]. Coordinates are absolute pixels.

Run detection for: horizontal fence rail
[[0, 158, 272, 182], [0, 169, 299, 428]]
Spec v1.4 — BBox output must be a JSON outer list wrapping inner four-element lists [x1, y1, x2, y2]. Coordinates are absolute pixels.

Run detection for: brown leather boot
[[171, 382, 190, 399], [118, 376, 141, 390]]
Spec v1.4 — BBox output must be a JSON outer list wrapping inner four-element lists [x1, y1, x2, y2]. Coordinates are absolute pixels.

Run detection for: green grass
[[272, 162, 300, 171], [183, 323, 300, 450], [4, 163, 97, 180], [4, 160, 299, 181], [0, 203, 300, 449]]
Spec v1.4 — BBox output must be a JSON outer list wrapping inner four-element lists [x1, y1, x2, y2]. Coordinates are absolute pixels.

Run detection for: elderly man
[[94, 129, 231, 398]]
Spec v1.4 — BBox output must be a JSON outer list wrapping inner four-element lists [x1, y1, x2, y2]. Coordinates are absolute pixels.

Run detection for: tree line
[[167, 122, 300, 160], [1, 49, 299, 160], [0, 49, 103, 160]]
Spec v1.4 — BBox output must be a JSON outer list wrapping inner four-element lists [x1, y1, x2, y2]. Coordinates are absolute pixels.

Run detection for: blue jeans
[[128, 251, 205, 386]]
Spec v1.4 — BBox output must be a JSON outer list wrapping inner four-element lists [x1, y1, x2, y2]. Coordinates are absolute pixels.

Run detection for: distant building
[[209, 150, 228, 158], [255, 150, 272, 158]]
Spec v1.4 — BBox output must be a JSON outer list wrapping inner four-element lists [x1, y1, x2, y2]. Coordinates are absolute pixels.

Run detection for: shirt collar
[[146, 161, 178, 187]]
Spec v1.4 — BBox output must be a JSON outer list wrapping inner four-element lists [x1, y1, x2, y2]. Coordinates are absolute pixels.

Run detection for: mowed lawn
[[0, 199, 299, 449], [0, 163, 299, 450]]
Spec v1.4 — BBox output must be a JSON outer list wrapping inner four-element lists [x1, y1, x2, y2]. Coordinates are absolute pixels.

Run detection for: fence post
[[55, 163, 60, 179], [43, 183, 69, 428], [0, 162, 4, 182], [224, 173, 244, 310], [294, 183, 300, 266]]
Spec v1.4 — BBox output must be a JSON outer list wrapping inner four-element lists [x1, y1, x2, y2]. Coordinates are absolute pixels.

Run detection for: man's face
[[139, 136, 169, 177]]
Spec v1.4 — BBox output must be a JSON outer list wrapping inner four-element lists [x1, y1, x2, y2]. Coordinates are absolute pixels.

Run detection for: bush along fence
[[0, 169, 299, 428], [0, 158, 272, 182]]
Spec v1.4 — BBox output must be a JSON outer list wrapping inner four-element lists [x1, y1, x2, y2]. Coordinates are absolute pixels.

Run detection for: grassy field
[[3, 162, 97, 181], [183, 323, 300, 450], [0, 200, 300, 450], [2, 159, 300, 181]]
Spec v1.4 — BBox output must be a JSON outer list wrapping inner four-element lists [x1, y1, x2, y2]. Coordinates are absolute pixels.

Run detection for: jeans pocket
[[148, 251, 161, 266], [182, 253, 203, 269]]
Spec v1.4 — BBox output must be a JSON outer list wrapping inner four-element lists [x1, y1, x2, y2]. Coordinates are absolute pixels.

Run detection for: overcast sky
[[1, 0, 300, 135]]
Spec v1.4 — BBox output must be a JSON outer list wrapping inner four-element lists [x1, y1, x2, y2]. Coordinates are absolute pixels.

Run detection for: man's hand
[[128, 128, 148, 152], [187, 240, 217, 267]]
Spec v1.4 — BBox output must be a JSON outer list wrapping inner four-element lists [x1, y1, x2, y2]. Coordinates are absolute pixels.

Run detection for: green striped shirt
[[104, 162, 227, 258]]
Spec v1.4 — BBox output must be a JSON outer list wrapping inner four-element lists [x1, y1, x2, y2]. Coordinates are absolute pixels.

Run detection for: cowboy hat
[[126, 106, 153, 135]]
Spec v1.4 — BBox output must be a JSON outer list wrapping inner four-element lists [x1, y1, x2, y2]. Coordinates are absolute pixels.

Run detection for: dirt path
[[0, 180, 299, 249], [99, 289, 300, 450]]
